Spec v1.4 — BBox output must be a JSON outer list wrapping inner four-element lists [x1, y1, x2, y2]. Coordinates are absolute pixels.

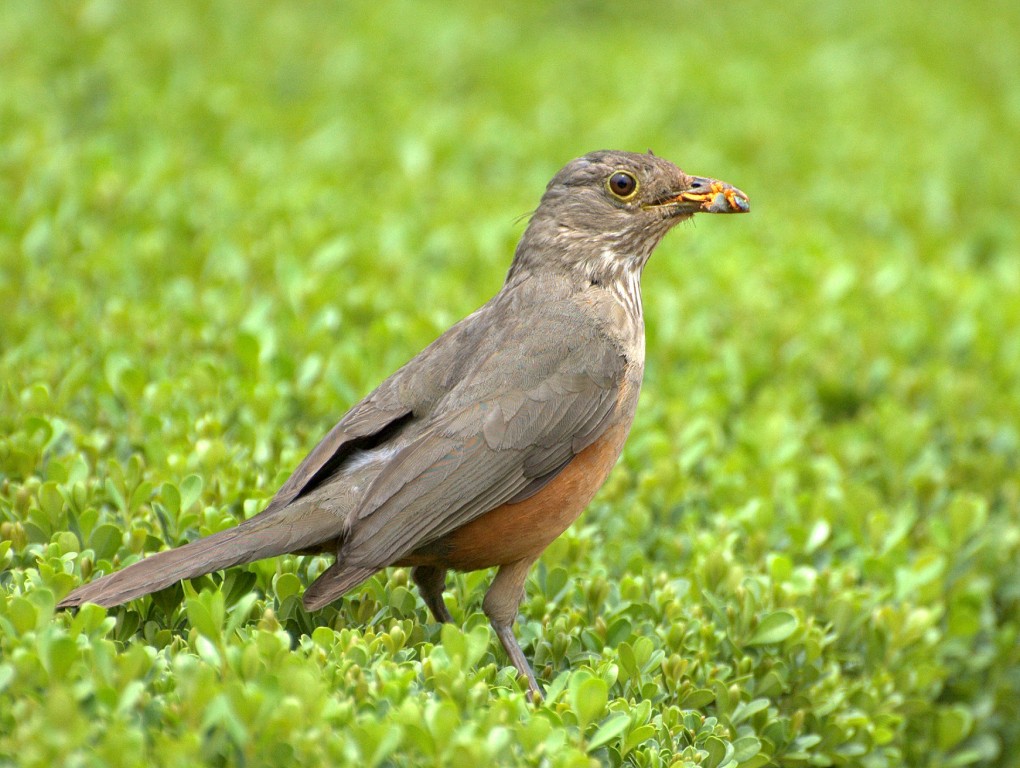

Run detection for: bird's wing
[[262, 302, 498, 514], [262, 398, 414, 514], [338, 300, 630, 568]]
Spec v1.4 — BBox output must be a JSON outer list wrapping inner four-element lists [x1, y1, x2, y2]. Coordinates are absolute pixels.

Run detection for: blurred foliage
[[1, 1, 1019, 766]]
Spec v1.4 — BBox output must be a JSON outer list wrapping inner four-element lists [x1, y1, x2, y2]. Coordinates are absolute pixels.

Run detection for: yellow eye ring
[[606, 171, 639, 200]]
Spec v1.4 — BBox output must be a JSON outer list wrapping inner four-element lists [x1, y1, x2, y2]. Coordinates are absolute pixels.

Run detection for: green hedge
[[2, 2, 1018, 766]]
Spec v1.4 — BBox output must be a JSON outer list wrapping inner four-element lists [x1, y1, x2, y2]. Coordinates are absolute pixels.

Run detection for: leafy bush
[[1, 2, 1017, 766]]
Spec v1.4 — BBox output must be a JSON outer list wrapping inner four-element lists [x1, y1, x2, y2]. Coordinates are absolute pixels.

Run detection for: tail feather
[[302, 563, 378, 611], [57, 505, 341, 609]]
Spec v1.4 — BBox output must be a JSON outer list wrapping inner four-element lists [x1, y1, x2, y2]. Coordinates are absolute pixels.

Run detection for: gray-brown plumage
[[58, 150, 749, 697]]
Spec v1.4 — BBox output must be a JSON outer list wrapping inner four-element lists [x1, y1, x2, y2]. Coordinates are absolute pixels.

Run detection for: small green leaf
[[104, 478, 126, 512], [587, 714, 629, 752], [731, 736, 762, 762], [623, 724, 657, 756], [806, 518, 830, 553], [88, 524, 123, 561], [353, 720, 403, 768], [201, 692, 246, 742], [680, 688, 716, 709], [274, 573, 302, 602], [518, 715, 552, 752], [543, 566, 569, 598], [160, 482, 181, 516], [464, 624, 491, 668], [936, 705, 974, 751], [38, 482, 64, 521], [129, 480, 153, 512], [424, 699, 458, 744], [221, 570, 257, 606], [439, 622, 468, 664], [569, 673, 607, 730], [186, 592, 224, 641], [42, 635, 78, 678], [180, 475, 204, 511], [388, 585, 417, 616], [605, 617, 632, 647], [618, 642, 638, 678], [703, 735, 729, 768], [747, 611, 798, 646], [732, 697, 770, 724], [8, 597, 39, 634], [225, 593, 258, 635]]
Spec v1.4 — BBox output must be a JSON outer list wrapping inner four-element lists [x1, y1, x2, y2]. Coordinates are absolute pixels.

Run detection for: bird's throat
[[582, 249, 645, 350]]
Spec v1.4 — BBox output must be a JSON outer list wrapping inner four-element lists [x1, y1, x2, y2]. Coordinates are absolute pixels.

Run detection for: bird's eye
[[607, 171, 638, 199]]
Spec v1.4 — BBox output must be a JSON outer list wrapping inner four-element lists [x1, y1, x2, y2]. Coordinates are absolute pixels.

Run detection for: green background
[[1, 1, 1018, 766]]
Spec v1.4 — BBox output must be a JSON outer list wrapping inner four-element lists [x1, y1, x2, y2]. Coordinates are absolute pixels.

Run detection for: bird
[[58, 150, 749, 698]]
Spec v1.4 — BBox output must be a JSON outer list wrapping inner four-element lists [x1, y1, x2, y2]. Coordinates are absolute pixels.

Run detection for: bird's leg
[[411, 565, 453, 623], [484, 558, 542, 700]]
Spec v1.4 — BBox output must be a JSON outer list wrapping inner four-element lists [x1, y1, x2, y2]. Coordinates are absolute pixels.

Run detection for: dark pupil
[[611, 173, 634, 195]]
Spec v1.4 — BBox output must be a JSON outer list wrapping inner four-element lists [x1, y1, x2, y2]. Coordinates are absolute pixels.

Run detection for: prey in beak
[[648, 176, 750, 215]]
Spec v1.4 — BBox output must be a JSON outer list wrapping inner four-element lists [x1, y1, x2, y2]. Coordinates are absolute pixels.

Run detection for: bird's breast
[[398, 392, 639, 572]]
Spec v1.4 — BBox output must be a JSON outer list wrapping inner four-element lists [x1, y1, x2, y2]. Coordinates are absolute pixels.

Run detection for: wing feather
[[340, 351, 626, 568]]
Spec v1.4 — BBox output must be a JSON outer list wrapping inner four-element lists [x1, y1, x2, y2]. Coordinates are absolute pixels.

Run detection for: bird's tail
[[302, 562, 379, 610], [57, 504, 341, 609]]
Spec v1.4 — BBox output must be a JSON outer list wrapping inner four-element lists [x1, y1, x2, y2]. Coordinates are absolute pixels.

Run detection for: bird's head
[[510, 150, 748, 284]]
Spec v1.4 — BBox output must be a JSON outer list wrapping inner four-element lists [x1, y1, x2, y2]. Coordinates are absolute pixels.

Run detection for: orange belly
[[398, 420, 632, 572]]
